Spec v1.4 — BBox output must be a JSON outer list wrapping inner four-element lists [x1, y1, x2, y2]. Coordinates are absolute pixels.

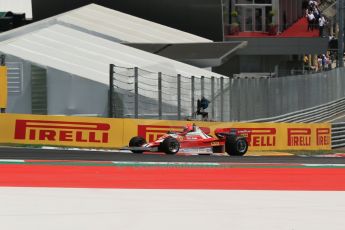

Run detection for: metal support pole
[[220, 77, 224, 122], [338, 0, 344, 67], [158, 72, 162, 120], [229, 78, 231, 121], [201, 76, 205, 97], [191, 76, 195, 116], [108, 64, 114, 118], [0, 54, 5, 66], [177, 74, 181, 120], [211, 77, 215, 119], [134, 67, 139, 119]]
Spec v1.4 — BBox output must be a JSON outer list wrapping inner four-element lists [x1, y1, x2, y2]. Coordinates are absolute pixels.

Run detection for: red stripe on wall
[[0, 165, 344, 191]]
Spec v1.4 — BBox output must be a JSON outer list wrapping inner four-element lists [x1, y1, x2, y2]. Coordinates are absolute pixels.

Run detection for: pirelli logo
[[237, 128, 276, 147], [14, 120, 110, 143], [316, 128, 330, 146], [138, 125, 184, 142], [287, 128, 311, 146]]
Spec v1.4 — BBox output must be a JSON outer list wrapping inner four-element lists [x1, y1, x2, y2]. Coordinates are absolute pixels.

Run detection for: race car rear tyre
[[225, 135, 248, 156], [159, 137, 180, 155], [129, 136, 146, 154]]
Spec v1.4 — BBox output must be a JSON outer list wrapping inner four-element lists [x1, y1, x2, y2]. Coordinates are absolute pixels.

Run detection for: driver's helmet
[[183, 124, 193, 133]]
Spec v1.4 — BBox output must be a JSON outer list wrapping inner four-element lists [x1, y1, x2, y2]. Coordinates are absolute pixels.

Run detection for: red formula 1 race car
[[126, 124, 248, 156]]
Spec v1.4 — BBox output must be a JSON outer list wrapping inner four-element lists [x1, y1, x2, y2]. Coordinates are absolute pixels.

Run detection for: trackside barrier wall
[[0, 114, 331, 151]]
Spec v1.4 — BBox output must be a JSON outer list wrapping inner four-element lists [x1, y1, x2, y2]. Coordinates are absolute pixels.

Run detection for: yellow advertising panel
[[124, 119, 331, 151], [0, 114, 124, 148], [0, 66, 7, 109], [0, 114, 332, 150]]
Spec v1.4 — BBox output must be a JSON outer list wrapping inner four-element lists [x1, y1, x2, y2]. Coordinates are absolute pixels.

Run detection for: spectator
[[303, 55, 310, 69], [321, 54, 327, 70], [307, 11, 315, 31], [308, 0, 315, 10], [317, 55, 322, 71], [313, 7, 320, 29], [196, 96, 210, 121], [318, 14, 326, 37], [327, 53, 332, 70]]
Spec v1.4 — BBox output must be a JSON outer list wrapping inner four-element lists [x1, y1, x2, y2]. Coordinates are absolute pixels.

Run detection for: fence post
[[134, 67, 139, 119], [191, 76, 195, 116], [177, 74, 181, 120], [220, 77, 224, 122], [229, 78, 231, 121], [211, 76, 215, 119], [201, 76, 205, 97], [108, 64, 114, 118], [158, 72, 162, 120], [337, 0, 344, 67]]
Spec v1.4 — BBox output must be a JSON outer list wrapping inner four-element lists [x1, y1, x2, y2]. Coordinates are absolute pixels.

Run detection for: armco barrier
[[0, 114, 331, 151], [331, 122, 345, 148]]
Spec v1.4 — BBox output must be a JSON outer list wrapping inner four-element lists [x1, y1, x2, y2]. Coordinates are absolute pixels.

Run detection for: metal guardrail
[[331, 122, 345, 148], [248, 97, 345, 123], [248, 96, 345, 149]]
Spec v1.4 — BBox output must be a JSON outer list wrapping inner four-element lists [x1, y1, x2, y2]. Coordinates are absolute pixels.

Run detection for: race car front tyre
[[159, 137, 180, 155], [129, 136, 147, 154], [225, 136, 248, 156]]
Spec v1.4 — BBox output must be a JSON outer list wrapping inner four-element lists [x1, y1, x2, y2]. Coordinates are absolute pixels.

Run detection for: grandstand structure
[[21, 0, 332, 78], [219, 0, 331, 78], [0, 1, 343, 121], [0, 4, 242, 119]]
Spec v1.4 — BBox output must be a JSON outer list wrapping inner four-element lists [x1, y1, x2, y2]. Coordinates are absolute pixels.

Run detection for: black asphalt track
[[0, 147, 345, 164]]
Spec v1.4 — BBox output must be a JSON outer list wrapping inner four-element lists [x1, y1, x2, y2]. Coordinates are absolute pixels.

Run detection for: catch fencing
[[109, 65, 345, 122], [109, 64, 231, 121], [230, 68, 345, 121]]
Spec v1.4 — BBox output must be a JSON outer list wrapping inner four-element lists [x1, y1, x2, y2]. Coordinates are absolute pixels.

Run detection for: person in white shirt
[[307, 11, 315, 31], [318, 15, 326, 37]]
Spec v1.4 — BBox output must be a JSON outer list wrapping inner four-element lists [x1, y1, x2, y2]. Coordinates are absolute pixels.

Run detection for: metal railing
[[332, 122, 345, 148], [246, 95, 345, 149], [108, 64, 231, 121], [224, 23, 329, 37], [248, 97, 345, 123]]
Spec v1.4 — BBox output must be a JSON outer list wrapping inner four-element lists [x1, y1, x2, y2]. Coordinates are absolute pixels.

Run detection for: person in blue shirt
[[196, 96, 210, 120]]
